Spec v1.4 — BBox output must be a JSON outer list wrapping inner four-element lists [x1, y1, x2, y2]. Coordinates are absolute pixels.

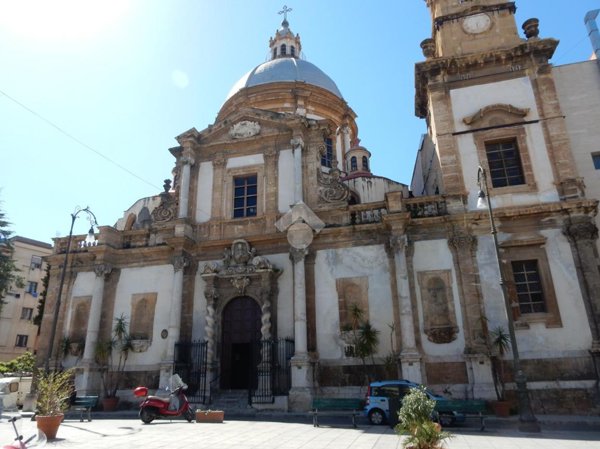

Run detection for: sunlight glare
[[0, 0, 130, 41]]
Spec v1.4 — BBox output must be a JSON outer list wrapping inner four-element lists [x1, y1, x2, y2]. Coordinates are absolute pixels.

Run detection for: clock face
[[462, 13, 491, 34]]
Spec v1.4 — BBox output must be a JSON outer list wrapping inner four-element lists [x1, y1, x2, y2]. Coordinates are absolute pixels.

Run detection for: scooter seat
[[147, 395, 171, 403]]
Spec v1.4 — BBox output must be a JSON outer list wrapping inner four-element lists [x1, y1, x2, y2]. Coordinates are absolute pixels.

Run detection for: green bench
[[435, 399, 487, 431], [71, 395, 99, 422], [309, 398, 363, 428]]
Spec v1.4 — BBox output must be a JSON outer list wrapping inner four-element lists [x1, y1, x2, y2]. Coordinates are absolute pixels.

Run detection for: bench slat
[[70, 395, 99, 422], [310, 398, 363, 428]]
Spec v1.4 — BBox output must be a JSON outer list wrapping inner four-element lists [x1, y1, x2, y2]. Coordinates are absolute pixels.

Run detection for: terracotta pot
[[102, 396, 120, 411], [36, 414, 64, 440], [195, 410, 224, 423], [493, 400, 510, 417]]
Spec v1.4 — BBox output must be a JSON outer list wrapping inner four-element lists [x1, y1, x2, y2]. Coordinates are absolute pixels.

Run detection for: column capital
[[181, 153, 196, 166], [172, 255, 190, 272], [447, 228, 477, 251], [94, 263, 113, 278], [290, 247, 308, 264], [563, 221, 598, 242], [387, 235, 407, 255], [290, 136, 304, 149], [212, 155, 226, 168]]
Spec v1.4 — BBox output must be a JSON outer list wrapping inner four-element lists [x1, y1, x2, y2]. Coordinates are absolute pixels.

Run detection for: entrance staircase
[[204, 390, 257, 418]]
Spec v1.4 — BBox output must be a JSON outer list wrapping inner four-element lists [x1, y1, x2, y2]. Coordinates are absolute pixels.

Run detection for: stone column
[[203, 281, 218, 402], [389, 236, 422, 383], [289, 247, 311, 410], [211, 155, 227, 220], [563, 219, 600, 348], [160, 255, 189, 387], [341, 125, 351, 154], [291, 136, 304, 203], [178, 146, 196, 219], [80, 263, 112, 394]]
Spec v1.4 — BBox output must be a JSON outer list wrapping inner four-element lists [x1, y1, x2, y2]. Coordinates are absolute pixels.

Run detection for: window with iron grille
[[512, 260, 546, 314], [592, 153, 600, 170], [485, 139, 525, 187], [15, 335, 28, 347], [233, 175, 258, 218], [21, 307, 33, 320], [321, 138, 333, 168]]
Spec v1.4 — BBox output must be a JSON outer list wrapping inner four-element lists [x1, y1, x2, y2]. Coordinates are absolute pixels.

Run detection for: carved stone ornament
[[317, 160, 350, 203], [202, 239, 275, 277], [94, 263, 113, 278], [172, 255, 189, 272], [447, 228, 477, 251], [231, 276, 251, 294], [463, 103, 530, 126], [152, 181, 178, 223], [229, 120, 261, 139], [564, 221, 599, 242]]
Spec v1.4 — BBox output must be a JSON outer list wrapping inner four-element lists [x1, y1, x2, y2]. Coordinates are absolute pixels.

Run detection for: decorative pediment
[[201, 239, 275, 277], [463, 103, 530, 127]]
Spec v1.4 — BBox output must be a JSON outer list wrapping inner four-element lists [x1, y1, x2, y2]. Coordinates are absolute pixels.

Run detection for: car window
[[373, 385, 400, 398], [398, 386, 413, 397]]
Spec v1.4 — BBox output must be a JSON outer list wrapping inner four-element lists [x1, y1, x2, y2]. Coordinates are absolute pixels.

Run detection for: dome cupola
[[269, 6, 302, 59]]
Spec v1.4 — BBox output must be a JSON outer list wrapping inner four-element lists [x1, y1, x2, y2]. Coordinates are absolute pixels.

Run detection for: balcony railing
[[403, 196, 447, 218]]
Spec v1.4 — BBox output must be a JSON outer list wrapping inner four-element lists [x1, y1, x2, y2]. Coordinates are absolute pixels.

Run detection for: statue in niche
[[418, 271, 459, 344]]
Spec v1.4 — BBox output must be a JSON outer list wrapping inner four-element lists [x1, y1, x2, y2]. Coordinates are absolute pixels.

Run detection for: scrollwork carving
[[94, 263, 113, 278], [172, 255, 189, 272], [317, 160, 350, 203], [564, 221, 599, 242], [289, 247, 308, 263]]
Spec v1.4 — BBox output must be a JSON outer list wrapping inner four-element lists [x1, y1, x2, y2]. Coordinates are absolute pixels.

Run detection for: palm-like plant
[[95, 314, 133, 398], [489, 326, 511, 401], [35, 368, 74, 416]]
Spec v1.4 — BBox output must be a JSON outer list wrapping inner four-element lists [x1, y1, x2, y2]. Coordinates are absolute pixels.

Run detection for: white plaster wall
[[278, 149, 295, 212], [477, 230, 592, 358], [451, 77, 559, 209], [226, 154, 264, 169], [112, 265, 173, 366], [345, 176, 408, 203], [412, 240, 466, 357], [314, 245, 394, 359], [195, 161, 213, 223]]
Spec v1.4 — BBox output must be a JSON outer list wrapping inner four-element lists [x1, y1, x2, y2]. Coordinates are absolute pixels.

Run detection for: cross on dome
[[269, 5, 301, 60]]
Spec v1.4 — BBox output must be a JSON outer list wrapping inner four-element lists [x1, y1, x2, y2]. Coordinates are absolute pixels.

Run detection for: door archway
[[220, 296, 261, 389]]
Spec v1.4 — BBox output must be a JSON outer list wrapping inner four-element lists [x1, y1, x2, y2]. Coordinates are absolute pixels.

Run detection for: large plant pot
[[492, 400, 510, 417], [102, 397, 120, 411], [36, 414, 64, 440], [195, 410, 224, 423]]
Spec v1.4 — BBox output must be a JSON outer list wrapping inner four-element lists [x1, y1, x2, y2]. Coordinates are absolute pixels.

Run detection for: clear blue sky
[[1, 0, 598, 244]]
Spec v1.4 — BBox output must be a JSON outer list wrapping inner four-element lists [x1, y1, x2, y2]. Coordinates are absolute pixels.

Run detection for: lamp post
[[44, 206, 98, 372], [477, 167, 540, 433]]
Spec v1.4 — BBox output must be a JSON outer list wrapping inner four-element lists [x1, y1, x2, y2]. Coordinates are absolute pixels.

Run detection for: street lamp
[[44, 206, 98, 372], [477, 166, 540, 433]]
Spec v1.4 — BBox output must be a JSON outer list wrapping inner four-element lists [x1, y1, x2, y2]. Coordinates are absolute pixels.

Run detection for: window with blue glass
[[321, 138, 333, 168], [233, 175, 258, 218], [592, 153, 600, 170]]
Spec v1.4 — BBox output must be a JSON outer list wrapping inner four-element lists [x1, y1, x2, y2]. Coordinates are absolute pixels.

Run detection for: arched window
[[362, 156, 369, 171], [350, 156, 357, 171], [273, 48, 277, 59], [281, 44, 287, 56], [291, 46, 296, 57], [321, 138, 333, 168]]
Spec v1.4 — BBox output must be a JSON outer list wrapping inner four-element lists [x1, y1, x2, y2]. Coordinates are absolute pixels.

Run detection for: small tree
[[488, 326, 511, 401], [342, 303, 379, 385], [95, 314, 133, 398], [0, 351, 36, 375], [0, 204, 24, 315], [396, 386, 451, 449], [33, 263, 50, 329]]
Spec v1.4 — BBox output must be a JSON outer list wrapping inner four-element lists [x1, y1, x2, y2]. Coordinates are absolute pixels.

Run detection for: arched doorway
[[220, 296, 261, 389]]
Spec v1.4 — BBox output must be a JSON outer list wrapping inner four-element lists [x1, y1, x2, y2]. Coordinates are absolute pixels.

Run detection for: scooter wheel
[[184, 408, 195, 423], [140, 407, 155, 424]]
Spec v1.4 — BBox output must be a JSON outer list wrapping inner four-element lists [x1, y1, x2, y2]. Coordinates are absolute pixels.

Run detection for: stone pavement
[[3, 415, 600, 449]]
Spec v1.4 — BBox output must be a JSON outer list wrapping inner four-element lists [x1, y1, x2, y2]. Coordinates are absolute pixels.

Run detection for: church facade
[[39, 0, 600, 413]]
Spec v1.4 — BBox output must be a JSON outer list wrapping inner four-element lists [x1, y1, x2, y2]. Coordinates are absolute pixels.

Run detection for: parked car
[[364, 379, 465, 426]]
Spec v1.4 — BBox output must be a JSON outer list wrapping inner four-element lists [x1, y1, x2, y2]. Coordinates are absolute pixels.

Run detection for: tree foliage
[[33, 263, 50, 327], [0, 351, 36, 374], [0, 203, 24, 315]]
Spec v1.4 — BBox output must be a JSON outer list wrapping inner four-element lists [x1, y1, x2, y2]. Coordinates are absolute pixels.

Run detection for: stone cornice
[[415, 38, 559, 118]]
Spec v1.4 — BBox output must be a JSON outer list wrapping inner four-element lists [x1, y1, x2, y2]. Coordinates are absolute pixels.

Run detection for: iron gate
[[173, 340, 208, 404], [250, 337, 295, 404]]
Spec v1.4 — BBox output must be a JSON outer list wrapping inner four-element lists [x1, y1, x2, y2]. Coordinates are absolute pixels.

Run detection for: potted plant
[[95, 314, 133, 411], [488, 326, 511, 417], [395, 386, 451, 449], [35, 368, 74, 440]]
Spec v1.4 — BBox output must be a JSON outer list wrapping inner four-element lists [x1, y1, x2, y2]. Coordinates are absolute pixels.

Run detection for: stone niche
[[417, 270, 459, 344]]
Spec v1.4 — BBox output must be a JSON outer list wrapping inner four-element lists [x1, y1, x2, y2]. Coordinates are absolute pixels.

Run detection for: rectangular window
[[485, 140, 525, 188], [30, 255, 42, 270], [592, 153, 600, 170], [321, 138, 333, 168], [511, 260, 546, 314], [26, 281, 38, 296], [15, 335, 28, 347], [233, 175, 258, 218], [20, 307, 33, 320]]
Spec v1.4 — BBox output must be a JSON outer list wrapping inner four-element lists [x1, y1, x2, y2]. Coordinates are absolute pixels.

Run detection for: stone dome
[[225, 57, 343, 102]]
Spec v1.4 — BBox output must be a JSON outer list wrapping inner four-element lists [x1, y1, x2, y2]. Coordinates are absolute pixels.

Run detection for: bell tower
[[415, 0, 580, 200]]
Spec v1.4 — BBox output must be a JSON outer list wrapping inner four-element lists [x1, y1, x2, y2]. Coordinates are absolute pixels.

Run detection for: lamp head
[[477, 189, 488, 210], [84, 226, 97, 246]]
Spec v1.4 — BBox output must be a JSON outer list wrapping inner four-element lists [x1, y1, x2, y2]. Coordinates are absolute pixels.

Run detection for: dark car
[[363, 379, 466, 426]]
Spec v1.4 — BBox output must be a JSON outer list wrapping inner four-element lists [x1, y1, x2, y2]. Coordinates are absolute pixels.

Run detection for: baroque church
[[39, 0, 600, 413]]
